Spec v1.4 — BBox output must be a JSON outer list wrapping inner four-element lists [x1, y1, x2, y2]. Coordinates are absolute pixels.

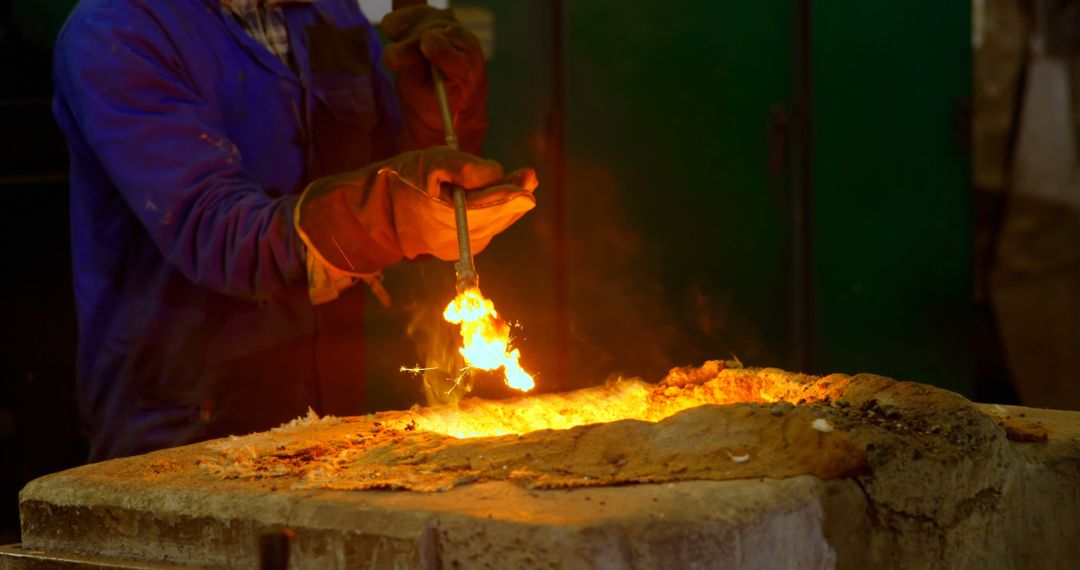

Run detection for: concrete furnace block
[[9, 366, 1080, 569]]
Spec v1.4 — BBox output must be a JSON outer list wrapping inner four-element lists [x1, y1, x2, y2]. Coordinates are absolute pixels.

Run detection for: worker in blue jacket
[[52, 0, 537, 461]]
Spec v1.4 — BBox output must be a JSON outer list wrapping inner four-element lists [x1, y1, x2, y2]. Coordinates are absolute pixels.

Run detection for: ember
[[443, 287, 535, 392]]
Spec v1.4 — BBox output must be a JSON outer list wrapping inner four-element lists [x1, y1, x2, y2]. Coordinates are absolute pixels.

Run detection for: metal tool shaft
[[389, 0, 476, 291], [431, 64, 478, 292]]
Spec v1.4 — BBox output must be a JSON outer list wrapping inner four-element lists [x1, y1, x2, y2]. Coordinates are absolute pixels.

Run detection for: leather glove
[[294, 147, 537, 279], [382, 6, 487, 153]]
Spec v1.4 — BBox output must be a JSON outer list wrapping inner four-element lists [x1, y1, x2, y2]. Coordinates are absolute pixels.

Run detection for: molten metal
[[409, 380, 687, 438], [443, 288, 535, 392], [406, 361, 758, 439]]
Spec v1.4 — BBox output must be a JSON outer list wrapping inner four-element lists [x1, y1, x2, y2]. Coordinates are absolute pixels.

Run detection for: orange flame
[[443, 288, 535, 392]]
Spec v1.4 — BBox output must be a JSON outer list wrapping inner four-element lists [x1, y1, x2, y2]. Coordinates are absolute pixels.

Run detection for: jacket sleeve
[[53, 7, 306, 302], [365, 9, 405, 159]]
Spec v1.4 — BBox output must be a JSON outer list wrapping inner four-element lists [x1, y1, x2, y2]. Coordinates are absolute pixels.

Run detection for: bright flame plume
[[443, 288, 535, 392]]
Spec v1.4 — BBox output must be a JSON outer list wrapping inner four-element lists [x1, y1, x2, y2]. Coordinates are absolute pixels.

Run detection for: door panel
[[812, 1, 973, 392], [562, 1, 796, 384]]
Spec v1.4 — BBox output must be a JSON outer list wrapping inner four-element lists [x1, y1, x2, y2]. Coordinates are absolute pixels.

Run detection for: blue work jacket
[[53, 0, 402, 460]]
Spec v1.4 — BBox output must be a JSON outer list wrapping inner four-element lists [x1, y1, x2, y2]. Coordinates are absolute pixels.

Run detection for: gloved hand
[[382, 6, 487, 153], [294, 147, 537, 278]]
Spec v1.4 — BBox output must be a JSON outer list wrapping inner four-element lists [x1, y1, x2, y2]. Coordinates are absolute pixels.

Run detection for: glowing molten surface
[[443, 288, 535, 392], [409, 381, 682, 438], [406, 362, 778, 439]]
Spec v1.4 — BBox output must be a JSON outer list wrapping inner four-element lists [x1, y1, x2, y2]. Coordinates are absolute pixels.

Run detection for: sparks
[[442, 288, 535, 392], [400, 365, 437, 376], [445, 366, 472, 397]]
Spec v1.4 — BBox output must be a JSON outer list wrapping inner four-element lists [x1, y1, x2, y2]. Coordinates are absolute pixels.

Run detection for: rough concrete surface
[[12, 365, 1080, 569]]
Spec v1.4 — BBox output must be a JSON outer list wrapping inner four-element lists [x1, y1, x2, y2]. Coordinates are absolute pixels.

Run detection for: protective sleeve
[[53, 7, 307, 303], [366, 9, 405, 160]]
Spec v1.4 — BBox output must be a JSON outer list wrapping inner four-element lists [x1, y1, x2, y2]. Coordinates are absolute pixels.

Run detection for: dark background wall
[[0, 0, 84, 545]]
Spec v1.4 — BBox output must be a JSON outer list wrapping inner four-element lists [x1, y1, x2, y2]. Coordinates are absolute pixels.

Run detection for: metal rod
[[432, 66, 459, 150], [389, 0, 476, 291], [430, 64, 478, 292]]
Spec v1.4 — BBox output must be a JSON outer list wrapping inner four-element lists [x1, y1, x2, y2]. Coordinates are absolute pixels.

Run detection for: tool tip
[[455, 272, 479, 294]]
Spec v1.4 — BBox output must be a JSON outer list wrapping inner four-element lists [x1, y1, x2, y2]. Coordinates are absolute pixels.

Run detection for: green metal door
[[561, 1, 796, 384], [812, 2, 973, 392]]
